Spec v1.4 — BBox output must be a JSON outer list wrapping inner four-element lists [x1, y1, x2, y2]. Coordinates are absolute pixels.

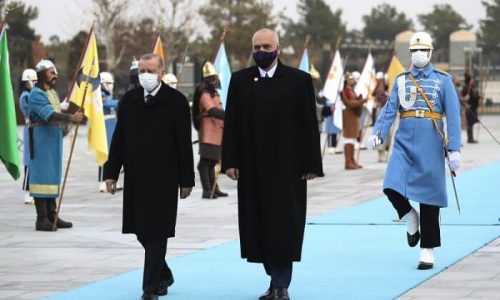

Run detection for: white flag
[[322, 50, 344, 129]]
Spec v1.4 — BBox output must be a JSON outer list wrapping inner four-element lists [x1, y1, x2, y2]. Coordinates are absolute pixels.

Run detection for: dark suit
[[104, 82, 195, 293], [222, 61, 324, 288]]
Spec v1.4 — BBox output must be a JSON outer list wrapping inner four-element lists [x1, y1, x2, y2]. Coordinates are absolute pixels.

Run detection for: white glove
[[446, 151, 460, 172], [60, 100, 70, 110], [366, 135, 382, 150]]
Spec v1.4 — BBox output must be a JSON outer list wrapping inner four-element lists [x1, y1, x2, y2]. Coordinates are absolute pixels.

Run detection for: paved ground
[[0, 116, 499, 299]]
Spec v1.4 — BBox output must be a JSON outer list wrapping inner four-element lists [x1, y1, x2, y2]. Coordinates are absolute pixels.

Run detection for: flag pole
[[356, 42, 374, 163], [52, 30, 97, 231], [65, 22, 95, 101]]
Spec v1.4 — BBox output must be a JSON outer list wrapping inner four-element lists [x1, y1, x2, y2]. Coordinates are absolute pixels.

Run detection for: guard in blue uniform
[[28, 60, 84, 231], [19, 68, 37, 204], [98, 71, 119, 192], [367, 32, 461, 269]]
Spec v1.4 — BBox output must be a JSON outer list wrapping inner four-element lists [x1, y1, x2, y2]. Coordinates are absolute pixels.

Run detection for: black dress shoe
[[157, 275, 174, 296], [259, 287, 275, 300], [417, 261, 433, 270], [275, 288, 290, 300], [407, 231, 420, 247], [140, 293, 158, 300]]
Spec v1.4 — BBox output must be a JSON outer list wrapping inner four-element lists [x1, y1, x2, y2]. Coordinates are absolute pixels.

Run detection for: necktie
[[146, 94, 154, 103], [264, 73, 269, 78]]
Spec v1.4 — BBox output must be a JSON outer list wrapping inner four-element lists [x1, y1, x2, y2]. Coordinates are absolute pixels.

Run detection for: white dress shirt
[[258, 62, 278, 78]]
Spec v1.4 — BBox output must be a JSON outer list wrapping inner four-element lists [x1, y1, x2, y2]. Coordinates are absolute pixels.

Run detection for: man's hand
[[179, 187, 192, 199], [446, 151, 460, 172], [366, 135, 382, 150], [226, 168, 239, 180], [105, 179, 117, 194], [301, 173, 317, 180], [71, 112, 84, 124]]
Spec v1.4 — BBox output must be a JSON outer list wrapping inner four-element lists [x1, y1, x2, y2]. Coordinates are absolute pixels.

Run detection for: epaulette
[[435, 69, 449, 76], [396, 71, 410, 78]]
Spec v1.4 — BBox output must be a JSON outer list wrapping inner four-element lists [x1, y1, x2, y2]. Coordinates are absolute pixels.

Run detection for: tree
[[92, 0, 130, 73], [199, 0, 276, 68], [480, 0, 500, 55], [418, 4, 470, 60], [362, 4, 412, 42], [283, 0, 346, 68]]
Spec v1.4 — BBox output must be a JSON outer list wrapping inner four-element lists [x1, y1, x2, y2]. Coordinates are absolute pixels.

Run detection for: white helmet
[[376, 71, 384, 80], [409, 32, 434, 50], [100, 71, 114, 84], [35, 59, 58, 74], [162, 73, 178, 89], [352, 71, 361, 81], [22, 69, 37, 81]]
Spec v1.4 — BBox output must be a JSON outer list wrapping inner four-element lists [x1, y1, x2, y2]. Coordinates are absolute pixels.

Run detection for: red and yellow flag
[[152, 33, 166, 65]]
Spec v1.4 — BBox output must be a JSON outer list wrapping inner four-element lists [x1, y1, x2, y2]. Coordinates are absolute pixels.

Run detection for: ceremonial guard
[[341, 72, 366, 169], [98, 72, 120, 192], [367, 32, 461, 269], [28, 60, 84, 231], [18, 68, 37, 204], [461, 73, 482, 143], [192, 62, 227, 199], [372, 71, 391, 162]]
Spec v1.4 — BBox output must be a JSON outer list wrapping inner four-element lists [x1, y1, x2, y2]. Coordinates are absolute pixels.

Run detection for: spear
[[52, 24, 96, 231]]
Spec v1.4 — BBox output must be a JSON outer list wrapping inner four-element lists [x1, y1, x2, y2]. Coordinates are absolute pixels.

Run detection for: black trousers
[[384, 188, 441, 248], [137, 236, 172, 294], [263, 261, 293, 289]]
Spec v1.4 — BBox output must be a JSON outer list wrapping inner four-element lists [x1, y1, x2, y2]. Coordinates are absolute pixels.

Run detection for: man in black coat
[[104, 53, 195, 300], [222, 28, 324, 300]]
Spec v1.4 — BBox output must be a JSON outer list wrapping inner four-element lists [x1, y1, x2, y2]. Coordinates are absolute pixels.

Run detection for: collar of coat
[[133, 82, 171, 105], [251, 59, 286, 79], [410, 63, 434, 78]]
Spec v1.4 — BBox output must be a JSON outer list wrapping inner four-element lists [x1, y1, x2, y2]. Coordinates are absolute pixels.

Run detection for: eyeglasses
[[410, 49, 431, 53]]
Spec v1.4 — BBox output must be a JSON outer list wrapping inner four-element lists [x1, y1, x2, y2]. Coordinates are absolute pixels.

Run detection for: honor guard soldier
[[367, 32, 461, 269], [19, 68, 37, 204]]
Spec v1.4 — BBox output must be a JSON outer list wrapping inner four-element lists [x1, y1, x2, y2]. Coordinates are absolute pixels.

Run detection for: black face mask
[[253, 50, 278, 69]]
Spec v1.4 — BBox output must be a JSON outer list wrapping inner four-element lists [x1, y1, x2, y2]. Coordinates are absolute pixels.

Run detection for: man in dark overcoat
[[221, 28, 324, 300], [104, 53, 195, 300]]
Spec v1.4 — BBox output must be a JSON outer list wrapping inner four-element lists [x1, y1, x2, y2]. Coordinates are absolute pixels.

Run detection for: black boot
[[198, 159, 216, 199], [47, 198, 73, 229], [34, 198, 54, 231], [467, 126, 477, 143], [209, 164, 227, 197]]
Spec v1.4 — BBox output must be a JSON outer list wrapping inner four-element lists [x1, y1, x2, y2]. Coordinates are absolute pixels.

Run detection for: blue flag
[[298, 48, 309, 73], [214, 43, 231, 109]]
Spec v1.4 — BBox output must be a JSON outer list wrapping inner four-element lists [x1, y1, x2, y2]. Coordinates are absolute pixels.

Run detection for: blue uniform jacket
[[372, 63, 461, 207], [28, 87, 64, 198], [19, 91, 30, 166]]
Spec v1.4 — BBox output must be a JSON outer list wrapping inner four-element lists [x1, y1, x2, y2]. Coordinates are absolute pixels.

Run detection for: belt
[[29, 122, 50, 128], [400, 110, 443, 120]]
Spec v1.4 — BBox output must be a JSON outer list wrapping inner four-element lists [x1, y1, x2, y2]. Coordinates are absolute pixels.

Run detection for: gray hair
[[252, 28, 280, 45], [139, 53, 164, 70]]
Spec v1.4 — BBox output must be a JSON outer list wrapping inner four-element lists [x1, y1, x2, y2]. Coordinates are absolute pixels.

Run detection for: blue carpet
[[46, 162, 500, 300]]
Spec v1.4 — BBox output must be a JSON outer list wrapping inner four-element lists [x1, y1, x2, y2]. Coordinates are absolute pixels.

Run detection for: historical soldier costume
[[104, 54, 194, 300], [341, 72, 366, 169], [372, 72, 391, 162], [28, 60, 83, 231], [192, 62, 227, 199], [461, 73, 481, 143], [19, 68, 37, 204], [222, 28, 323, 300], [367, 32, 461, 269], [97, 71, 120, 192]]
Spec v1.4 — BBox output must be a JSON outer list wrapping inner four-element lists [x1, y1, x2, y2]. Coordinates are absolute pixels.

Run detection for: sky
[[20, 0, 486, 44]]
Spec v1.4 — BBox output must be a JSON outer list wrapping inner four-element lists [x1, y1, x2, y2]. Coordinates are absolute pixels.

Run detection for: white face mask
[[139, 73, 160, 92], [411, 50, 431, 68]]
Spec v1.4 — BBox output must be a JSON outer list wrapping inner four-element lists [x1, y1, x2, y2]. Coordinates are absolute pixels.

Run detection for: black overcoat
[[104, 83, 195, 239], [221, 61, 324, 263]]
